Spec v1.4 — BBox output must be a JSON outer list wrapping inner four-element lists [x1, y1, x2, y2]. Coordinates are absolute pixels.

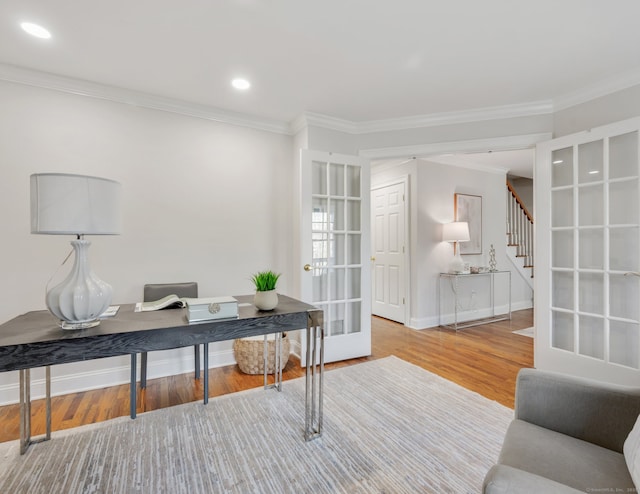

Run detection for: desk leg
[[305, 309, 324, 441], [203, 342, 209, 405], [263, 332, 283, 392], [19, 366, 52, 455], [130, 354, 137, 419]]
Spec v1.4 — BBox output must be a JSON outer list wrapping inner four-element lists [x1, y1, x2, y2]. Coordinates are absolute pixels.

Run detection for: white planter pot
[[254, 290, 278, 311]]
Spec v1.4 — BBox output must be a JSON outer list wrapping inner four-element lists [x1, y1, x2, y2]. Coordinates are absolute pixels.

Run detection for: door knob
[[370, 256, 376, 261], [304, 264, 312, 272]]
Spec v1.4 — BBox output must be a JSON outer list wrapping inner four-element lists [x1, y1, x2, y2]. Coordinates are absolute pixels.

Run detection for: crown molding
[[294, 100, 553, 136], [4, 62, 640, 138], [0, 63, 291, 135], [361, 133, 553, 161], [553, 67, 640, 112]]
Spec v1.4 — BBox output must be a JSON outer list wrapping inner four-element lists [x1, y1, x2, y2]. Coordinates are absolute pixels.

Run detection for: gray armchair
[[483, 368, 640, 493]]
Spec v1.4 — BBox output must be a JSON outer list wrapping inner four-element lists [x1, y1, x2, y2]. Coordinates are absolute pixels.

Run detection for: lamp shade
[[30, 173, 122, 235], [442, 221, 470, 243]]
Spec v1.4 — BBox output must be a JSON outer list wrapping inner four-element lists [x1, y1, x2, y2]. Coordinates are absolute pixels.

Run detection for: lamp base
[[448, 252, 467, 274], [60, 320, 101, 331], [47, 239, 112, 331]]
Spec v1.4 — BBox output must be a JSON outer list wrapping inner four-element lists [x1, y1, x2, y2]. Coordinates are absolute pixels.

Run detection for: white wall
[[0, 81, 295, 404], [372, 159, 533, 329]]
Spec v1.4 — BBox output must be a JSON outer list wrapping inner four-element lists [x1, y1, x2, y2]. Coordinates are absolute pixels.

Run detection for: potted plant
[[251, 270, 280, 311]]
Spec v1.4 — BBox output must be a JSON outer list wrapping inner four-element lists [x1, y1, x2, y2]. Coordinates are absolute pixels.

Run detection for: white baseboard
[[0, 347, 237, 406]]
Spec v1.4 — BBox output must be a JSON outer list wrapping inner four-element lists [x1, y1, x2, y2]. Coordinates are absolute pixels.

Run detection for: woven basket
[[233, 335, 290, 375]]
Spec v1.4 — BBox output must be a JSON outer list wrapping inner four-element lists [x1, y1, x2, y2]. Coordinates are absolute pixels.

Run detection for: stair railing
[[506, 181, 534, 269]]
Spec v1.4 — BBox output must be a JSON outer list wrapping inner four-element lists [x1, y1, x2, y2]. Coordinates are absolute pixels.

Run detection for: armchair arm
[[515, 368, 640, 453]]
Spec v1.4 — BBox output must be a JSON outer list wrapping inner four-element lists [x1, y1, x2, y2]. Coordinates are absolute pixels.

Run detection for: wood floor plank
[[0, 310, 533, 443]]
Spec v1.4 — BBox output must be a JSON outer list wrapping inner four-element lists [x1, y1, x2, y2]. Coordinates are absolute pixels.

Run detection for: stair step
[[508, 243, 519, 247], [524, 265, 534, 268]]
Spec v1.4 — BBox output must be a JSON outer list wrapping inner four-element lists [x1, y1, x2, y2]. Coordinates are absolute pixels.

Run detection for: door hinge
[[403, 297, 405, 304], [403, 246, 405, 253]]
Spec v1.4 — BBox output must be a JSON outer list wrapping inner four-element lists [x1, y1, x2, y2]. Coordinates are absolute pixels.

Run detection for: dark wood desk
[[0, 294, 324, 454]]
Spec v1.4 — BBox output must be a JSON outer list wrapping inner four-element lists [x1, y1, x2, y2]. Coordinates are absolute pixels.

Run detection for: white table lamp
[[443, 221, 470, 274], [31, 173, 122, 330]]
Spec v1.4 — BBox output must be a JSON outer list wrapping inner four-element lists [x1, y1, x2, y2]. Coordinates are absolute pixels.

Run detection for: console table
[[438, 271, 511, 330], [0, 294, 324, 454]]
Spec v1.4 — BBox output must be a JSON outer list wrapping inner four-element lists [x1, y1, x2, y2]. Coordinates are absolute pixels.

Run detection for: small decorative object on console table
[[489, 244, 497, 272], [251, 270, 281, 310]]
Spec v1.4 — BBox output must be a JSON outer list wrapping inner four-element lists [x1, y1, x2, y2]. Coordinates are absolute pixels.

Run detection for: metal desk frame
[[0, 294, 324, 454]]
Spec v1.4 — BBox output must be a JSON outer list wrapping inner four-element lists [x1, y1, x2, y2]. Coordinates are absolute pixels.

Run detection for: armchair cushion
[[499, 419, 634, 492], [515, 368, 640, 452], [624, 414, 640, 489]]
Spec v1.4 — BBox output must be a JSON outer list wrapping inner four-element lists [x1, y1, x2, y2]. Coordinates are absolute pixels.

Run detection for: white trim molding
[[0, 63, 291, 135], [361, 133, 553, 162], [3, 61, 640, 138]]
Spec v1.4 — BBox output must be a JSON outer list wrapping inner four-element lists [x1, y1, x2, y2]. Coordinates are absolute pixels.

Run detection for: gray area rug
[[0, 356, 513, 493]]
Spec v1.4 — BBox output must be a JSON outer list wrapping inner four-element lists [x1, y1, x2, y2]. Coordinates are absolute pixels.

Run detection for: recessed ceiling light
[[552, 160, 563, 165], [21, 22, 51, 39], [231, 78, 251, 90], [588, 170, 599, 175]]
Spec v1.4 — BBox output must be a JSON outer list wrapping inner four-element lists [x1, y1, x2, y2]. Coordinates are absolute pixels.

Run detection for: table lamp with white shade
[[30, 173, 122, 330], [442, 221, 470, 274]]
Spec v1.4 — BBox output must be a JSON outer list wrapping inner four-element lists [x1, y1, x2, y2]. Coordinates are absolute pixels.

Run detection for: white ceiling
[[2, 0, 640, 126], [1, 1, 639, 177], [432, 149, 535, 179]]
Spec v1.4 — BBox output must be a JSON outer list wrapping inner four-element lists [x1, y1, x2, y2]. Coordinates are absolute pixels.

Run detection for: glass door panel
[[610, 132, 638, 179], [552, 189, 573, 227], [552, 230, 573, 268], [578, 272, 604, 315], [552, 271, 574, 310], [578, 315, 604, 359], [578, 185, 604, 226], [610, 274, 639, 320], [578, 140, 603, 184], [552, 147, 574, 187], [610, 321, 640, 368], [551, 310, 574, 351], [578, 229, 604, 269], [610, 180, 639, 225], [610, 227, 640, 271]]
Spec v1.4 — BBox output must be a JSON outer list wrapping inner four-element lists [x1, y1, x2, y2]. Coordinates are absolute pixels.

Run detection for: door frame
[[371, 175, 411, 325]]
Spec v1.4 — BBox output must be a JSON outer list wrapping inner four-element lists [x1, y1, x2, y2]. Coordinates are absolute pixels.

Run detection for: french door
[[536, 116, 640, 385], [300, 150, 371, 364]]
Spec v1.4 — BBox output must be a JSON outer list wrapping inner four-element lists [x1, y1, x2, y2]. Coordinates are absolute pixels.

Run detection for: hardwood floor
[[0, 309, 533, 444]]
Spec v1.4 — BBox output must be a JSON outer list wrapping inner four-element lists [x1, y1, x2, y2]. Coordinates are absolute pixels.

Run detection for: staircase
[[506, 181, 534, 289]]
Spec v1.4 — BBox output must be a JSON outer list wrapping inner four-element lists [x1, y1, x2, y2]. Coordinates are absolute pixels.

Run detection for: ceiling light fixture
[[588, 170, 599, 175], [21, 22, 51, 39], [553, 160, 563, 165], [231, 78, 251, 90]]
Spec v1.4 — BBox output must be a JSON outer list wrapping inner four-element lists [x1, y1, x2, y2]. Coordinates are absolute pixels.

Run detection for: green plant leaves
[[251, 270, 281, 292]]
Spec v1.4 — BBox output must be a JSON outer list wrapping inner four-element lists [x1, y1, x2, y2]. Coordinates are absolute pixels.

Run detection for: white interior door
[[300, 150, 371, 364], [371, 181, 406, 323], [536, 116, 640, 385]]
